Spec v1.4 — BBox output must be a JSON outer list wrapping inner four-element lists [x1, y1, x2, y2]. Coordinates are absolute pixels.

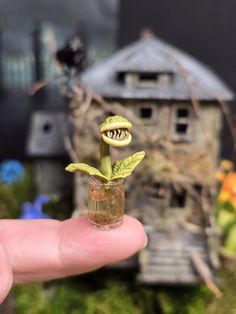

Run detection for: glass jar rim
[[88, 176, 124, 186]]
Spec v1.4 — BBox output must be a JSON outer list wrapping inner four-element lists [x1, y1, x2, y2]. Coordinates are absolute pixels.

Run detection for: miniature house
[[26, 111, 72, 196], [81, 35, 234, 284]]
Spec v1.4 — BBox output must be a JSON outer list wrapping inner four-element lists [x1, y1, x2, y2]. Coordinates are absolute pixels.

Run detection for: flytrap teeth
[[105, 128, 128, 140]]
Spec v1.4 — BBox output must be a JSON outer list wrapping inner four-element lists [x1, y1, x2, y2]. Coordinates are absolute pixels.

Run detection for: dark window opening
[[151, 182, 167, 199], [116, 71, 125, 83], [170, 188, 187, 208], [177, 108, 189, 118], [171, 106, 192, 141], [140, 107, 153, 119], [193, 185, 203, 199], [42, 122, 53, 133], [139, 72, 157, 81], [176, 123, 188, 134]]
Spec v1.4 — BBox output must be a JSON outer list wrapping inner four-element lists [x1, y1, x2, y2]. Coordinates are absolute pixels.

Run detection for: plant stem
[[100, 139, 112, 180]]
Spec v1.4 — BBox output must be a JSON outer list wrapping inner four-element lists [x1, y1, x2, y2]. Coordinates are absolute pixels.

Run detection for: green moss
[[206, 269, 236, 314], [13, 283, 47, 314], [12, 271, 156, 314], [157, 285, 211, 314], [12, 268, 236, 314]]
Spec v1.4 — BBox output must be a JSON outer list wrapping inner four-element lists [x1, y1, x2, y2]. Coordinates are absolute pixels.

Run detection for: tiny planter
[[66, 115, 145, 229], [88, 176, 124, 229]]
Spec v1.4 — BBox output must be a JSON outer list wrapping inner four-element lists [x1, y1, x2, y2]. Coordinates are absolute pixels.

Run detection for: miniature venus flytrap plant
[[65, 115, 145, 228]]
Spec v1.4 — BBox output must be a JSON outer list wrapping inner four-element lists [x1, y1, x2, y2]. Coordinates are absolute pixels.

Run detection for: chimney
[[140, 27, 154, 40]]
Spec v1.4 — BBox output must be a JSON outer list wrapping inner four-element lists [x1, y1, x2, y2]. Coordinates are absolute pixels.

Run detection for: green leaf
[[65, 163, 109, 181], [111, 151, 145, 181], [217, 210, 236, 231], [225, 225, 236, 252]]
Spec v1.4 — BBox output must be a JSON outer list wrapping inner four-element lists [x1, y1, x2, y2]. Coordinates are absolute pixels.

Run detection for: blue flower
[[20, 195, 51, 219], [0, 160, 25, 185]]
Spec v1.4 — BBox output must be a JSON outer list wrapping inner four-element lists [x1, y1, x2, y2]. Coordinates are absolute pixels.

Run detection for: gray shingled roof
[[81, 36, 234, 101]]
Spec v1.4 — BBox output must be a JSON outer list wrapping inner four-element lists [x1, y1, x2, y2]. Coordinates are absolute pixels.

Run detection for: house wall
[[72, 99, 222, 225], [116, 100, 223, 184], [110, 99, 222, 226]]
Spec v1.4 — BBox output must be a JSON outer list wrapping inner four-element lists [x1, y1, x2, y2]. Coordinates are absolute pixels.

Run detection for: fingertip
[[119, 215, 148, 250], [59, 215, 147, 274], [66, 215, 147, 251]]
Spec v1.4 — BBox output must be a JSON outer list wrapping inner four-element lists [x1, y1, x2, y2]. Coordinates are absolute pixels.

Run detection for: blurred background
[[0, 0, 236, 313], [0, 0, 236, 159]]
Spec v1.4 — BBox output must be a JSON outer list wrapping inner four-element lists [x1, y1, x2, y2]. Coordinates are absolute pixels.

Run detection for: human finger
[[0, 244, 13, 304], [0, 215, 147, 284]]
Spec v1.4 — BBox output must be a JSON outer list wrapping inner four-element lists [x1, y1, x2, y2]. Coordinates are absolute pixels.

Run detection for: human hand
[[0, 215, 147, 304]]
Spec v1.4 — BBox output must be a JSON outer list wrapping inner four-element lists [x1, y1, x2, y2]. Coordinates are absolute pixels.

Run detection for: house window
[[42, 122, 53, 133], [139, 72, 158, 82], [175, 123, 188, 134], [116, 71, 173, 88], [171, 105, 192, 141], [152, 182, 167, 199], [192, 184, 203, 202], [170, 187, 187, 208], [117, 71, 125, 83], [140, 107, 153, 119], [177, 108, 189, 118], [148, 181, 170, 209]]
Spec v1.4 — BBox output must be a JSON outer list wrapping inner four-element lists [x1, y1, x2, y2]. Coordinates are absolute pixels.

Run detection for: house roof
[[81, 36, 234, 101]]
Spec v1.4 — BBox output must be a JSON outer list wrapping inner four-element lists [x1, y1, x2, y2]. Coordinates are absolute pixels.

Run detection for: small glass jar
[[88, 176, 125, 229]]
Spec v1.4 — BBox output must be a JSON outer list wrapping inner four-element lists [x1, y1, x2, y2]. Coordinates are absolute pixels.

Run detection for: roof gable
[[81, 36, 234, 101]]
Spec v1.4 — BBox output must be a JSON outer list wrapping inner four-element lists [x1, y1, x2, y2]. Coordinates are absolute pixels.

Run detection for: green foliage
[[13, 283, 84, 314], [111, 151, 145, 181], [216, 201, 235, 216], [43, 198, 72, 221], [0, 164, 36, 219], [216, 201, 236, 255], [66, 151, 145, 182], [13, 273, 155, 314], [206, 269, 236, 314], [0, 184, 18, 218], [65, 163, 109, 181], [12, 268, 236, 314], [217, 210, 236, 231], [225, 225, 236, 252], [84, 282, 140, 314], [13, 283, 46, 314], [157, 286, 211, 314]]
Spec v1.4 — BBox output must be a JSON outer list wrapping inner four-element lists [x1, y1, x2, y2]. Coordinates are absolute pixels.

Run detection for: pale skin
[[0, 215, 147, 304]]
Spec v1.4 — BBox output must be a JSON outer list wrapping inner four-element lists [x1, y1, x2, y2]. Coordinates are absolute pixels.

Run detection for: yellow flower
[[215, 171, 225, 182], [218, 190, 231, 203], [221, 159, 234, 171]]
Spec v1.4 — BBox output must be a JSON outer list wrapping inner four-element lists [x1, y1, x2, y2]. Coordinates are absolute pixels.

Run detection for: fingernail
[[142, 233, 148, 249]]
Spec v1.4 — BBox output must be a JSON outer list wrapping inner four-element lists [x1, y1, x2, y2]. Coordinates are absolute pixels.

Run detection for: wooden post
[[191, 252, 222, 298]]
